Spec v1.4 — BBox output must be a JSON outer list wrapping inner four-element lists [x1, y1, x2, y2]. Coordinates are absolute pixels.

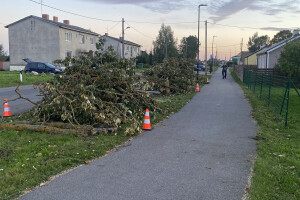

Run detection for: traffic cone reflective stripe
[[195, 83, 200, 92], [206, 77, 210, 84], [3, 102, 12, 117], [142, 109, 152, 130]]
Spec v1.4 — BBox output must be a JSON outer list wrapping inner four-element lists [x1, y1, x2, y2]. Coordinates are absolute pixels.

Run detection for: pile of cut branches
[[143, 58, 203, 94], [33, 55, 157, 135]]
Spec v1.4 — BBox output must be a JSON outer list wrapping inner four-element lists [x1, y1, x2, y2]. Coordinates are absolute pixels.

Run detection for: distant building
[[5, 14, 99, 70], [257, 33, 300, 69], [244, 48, 266, 66], [231, 51, 251, 65], [101, 33, 141, 59]]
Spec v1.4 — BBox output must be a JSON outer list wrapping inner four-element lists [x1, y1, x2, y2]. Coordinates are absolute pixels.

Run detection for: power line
[[103, 22, 121, 34], [28, 0, 121, 22], [28, 0, 298, 31], [125, 22, 155, 40], [127, 20, 198, 25]]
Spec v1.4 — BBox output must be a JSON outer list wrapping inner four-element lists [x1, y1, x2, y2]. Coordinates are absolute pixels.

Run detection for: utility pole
[[240, 38, 243, 65], [122, 18, 125, 59], [205, 20, 208, 76], [197, 4, 207, 63], [212, 35, 217, 73], [41, 0, 43, 15]]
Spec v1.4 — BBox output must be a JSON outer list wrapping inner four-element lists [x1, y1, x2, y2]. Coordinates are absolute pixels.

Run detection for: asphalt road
[[20, 68, 257, 200], [0, 85, 41, 117]]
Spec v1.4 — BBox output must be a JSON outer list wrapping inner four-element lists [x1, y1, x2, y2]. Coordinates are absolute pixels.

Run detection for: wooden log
[[0, 123, 117, 136]]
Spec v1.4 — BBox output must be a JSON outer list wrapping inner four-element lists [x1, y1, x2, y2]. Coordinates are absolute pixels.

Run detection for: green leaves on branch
[[34, 55, 156, 135], [144, 58, 203, 94], [279, 40, 300, 77]]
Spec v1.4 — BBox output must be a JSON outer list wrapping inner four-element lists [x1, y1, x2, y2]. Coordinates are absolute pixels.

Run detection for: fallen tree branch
[[0, 123, 117, 136]]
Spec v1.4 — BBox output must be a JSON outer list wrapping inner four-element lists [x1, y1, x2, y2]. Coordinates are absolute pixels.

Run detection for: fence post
[[260, 73, 264, 99], [280, 79, 288, 115], [268, 74, 272, 106], [254, 72, 257, 93], [20, 70, 23, 82], [250, 71, 252, 88], [285, 77, 291, 127]]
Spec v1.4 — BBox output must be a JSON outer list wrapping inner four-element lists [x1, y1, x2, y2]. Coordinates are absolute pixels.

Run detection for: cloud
[[260, 27, 292, 31], [82, 0, 191, 13], [209, 0, 260, 22], [210, 0, 300, 22]]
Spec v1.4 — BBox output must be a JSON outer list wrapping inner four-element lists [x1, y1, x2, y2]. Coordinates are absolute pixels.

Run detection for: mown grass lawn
[[0, 91, 195, 200], [0, 71, 53, 88], [230, 69, 300, 199]]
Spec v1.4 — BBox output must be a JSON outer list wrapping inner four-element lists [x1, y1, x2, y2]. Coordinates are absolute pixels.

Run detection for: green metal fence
[[243, 70, 300, 126]]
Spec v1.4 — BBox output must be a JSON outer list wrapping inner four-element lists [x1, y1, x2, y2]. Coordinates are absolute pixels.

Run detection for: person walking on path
[[222, 63, 227, 79]]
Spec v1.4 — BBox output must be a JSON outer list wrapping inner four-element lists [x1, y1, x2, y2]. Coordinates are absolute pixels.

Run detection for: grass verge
[[0, 91, 195, 200], [230, 69, 300, 199], [0, 71, 53, 88]]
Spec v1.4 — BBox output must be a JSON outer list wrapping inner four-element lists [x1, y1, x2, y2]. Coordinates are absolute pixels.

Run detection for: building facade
[[101, 34, 141, 59], [244, 48, 266, 66], [5, 15, 99, 70], [257, 34, 300, 69]]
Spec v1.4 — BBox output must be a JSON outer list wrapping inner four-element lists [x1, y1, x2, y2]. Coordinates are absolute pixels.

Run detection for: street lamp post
[[211, 35, 217, 73], [197, 4, 207, 80]]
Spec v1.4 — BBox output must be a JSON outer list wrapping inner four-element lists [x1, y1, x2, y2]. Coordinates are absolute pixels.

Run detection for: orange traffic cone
[[142, 108, 152, 131], [206, 77, 210, 84], [195, 83, 200, 92], [3, 98, 12, 117]]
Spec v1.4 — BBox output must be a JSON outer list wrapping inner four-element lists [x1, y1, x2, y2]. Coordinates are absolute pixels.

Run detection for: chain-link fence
[[243, 70, 300, 126]]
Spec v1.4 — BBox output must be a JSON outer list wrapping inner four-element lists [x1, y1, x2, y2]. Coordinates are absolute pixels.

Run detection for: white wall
[[8, 17, 60, 66], [59, 28, 97, 59], [258, 54, 266, 69]]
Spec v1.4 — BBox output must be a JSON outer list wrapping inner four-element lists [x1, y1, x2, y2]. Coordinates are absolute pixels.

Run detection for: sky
[[0, 0, 299, 60]]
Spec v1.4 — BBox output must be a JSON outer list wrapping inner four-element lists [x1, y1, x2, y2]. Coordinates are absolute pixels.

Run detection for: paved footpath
[[0, 85, 41, 116], [20, 68, 257, 200]]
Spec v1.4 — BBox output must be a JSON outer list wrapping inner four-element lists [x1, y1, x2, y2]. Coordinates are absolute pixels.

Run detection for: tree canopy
[[247, 32, 270, 52], [0, 44, 6, 61], [279, 40, 300, 77], [270, 30, 292, 46], [153, 24, 178, 63], [179, 35, 198, 59]]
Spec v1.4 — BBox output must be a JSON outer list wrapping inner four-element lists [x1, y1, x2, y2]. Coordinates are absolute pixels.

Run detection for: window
[[90, 37, 95, 45], [65, 32, 72, 42], [30, 20, 35, 31], [38, 63, 46, 69], [65, 51, 72, 58], [127, 46, 129, 51], [79, 34, 85, 44]]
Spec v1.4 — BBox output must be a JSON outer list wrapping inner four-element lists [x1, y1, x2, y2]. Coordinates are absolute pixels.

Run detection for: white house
[[5, 14, 99, 70], [257, 33, 300, 69], [101, 33, 141, 59]]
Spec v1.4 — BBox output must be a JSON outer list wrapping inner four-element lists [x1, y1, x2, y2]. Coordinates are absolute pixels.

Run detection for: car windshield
[[45, 63, 56, 68]]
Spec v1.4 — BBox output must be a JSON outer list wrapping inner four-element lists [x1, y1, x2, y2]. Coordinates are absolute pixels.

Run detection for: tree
[[270, 30, 292, 46], [179, 35, 198, 59], [0, 44, 7, 61], [279, 40, 300, 77], [153, 24, 178, 63], [136, 51, 149, 64], [247, 32, 270, 52]]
